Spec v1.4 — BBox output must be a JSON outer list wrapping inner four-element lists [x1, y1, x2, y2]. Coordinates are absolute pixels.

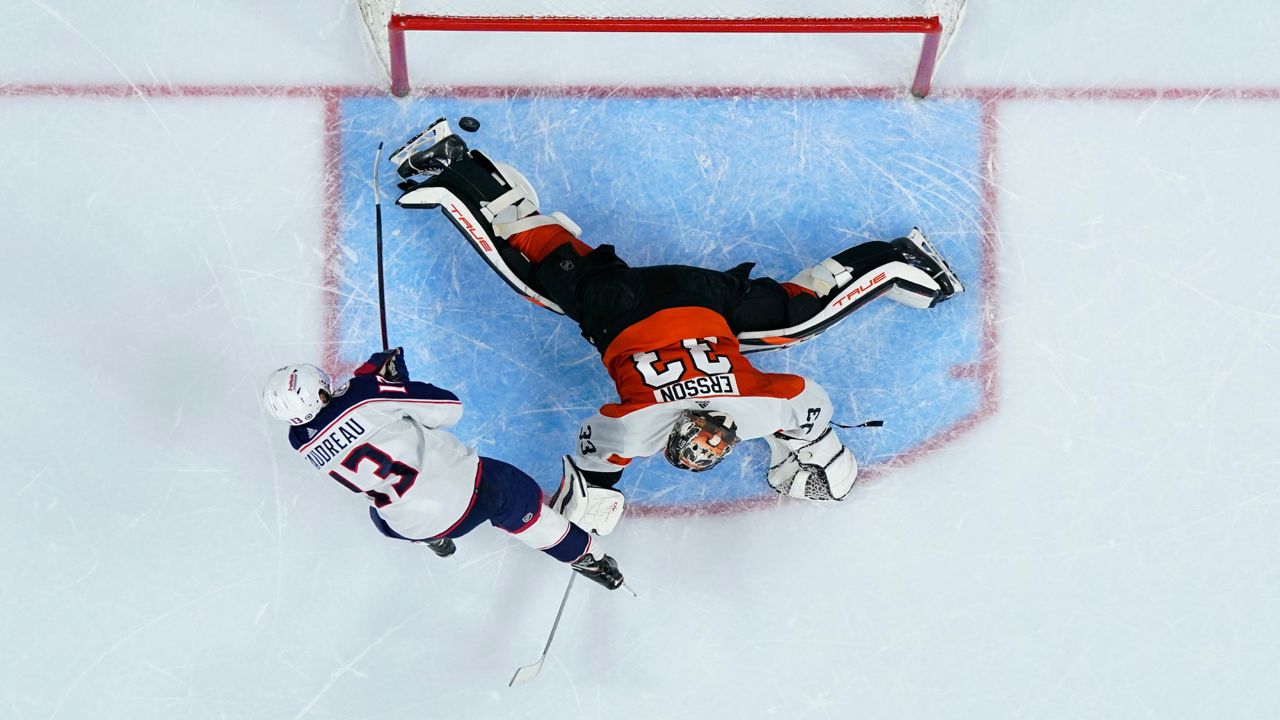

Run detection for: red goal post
[[358, 1, 967, 98]]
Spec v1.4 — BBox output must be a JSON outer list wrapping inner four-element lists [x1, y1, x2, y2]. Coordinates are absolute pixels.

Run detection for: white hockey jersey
[[288, 371, 479, 540], [573, 306, 834, 477]]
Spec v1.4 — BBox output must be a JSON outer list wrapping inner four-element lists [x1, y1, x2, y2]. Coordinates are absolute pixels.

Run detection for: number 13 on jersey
[[327, 443, 418, 508]]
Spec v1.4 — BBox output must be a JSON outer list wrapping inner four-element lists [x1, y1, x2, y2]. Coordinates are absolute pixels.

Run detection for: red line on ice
[[6, 81, 1277, 516]]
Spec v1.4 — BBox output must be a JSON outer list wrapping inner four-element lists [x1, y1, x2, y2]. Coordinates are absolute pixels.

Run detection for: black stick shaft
[[374, 142, 389, 351]]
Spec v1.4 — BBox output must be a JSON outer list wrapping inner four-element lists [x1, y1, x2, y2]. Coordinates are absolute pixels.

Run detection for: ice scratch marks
[[289, 607, 428, 720], [26, 0, 148, 105], [49, 576, 262, 720]]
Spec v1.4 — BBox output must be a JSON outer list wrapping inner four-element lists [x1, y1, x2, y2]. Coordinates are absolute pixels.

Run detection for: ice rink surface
[[3, 1, 1279, 719]]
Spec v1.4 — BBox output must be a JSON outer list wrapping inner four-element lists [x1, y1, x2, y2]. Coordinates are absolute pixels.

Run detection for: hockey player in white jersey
[[261, 348, 624, 590], [389, 119, 965, 533]]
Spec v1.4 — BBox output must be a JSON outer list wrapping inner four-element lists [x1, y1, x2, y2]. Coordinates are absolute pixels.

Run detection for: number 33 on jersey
[[578, 324, 835, 475]]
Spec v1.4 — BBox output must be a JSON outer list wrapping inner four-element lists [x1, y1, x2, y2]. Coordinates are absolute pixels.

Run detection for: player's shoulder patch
[[287, 425, 320, 451]]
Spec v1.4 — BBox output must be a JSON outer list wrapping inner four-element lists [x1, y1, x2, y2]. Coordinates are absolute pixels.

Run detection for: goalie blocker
[[550, 456, 626, 535]]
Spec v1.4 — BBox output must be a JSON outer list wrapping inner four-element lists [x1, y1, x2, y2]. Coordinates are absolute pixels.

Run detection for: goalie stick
[[832, 419, 884, 429]]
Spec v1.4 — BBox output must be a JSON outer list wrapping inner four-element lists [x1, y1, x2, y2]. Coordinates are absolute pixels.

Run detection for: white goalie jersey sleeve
[[573, 376, 834, 474]]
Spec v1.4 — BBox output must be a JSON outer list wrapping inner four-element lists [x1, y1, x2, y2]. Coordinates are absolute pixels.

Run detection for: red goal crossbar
[[387, 14, 944, 98]]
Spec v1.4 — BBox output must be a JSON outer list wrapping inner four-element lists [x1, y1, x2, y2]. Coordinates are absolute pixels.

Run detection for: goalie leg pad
[[494, 210, 582, 240], [788, 257, 851, 297], [482, 159, 541, 232], [765, 428, 858, 501], [737, 238, 948, 353], [738, 260, 909, 353], [396, 143, 579, 314], [397, 149, 539, 228], [550, 456, 626, 535]]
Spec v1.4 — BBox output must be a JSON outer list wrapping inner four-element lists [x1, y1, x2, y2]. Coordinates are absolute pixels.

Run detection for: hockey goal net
[[357, 0, 968, 98]]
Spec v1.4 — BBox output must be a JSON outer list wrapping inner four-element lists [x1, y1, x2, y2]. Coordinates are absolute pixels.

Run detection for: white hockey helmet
[[262, 364, 332, 425], [664, 409, 740, 472]]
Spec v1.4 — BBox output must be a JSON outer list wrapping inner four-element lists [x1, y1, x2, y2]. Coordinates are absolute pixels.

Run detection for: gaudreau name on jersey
[[304, 418, 368, 469]]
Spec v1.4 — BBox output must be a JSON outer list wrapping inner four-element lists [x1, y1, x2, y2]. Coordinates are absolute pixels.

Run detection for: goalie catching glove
[[766, 427, 858, 501], [549, 456, 626, 535]]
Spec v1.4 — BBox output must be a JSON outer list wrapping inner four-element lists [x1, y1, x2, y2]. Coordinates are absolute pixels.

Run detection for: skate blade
[[907, 227, 965, 295], [389, 117, 452, 167]]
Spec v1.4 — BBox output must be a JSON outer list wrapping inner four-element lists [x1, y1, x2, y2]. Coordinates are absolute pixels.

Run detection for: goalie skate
[[892, 227, 965, 304], [389, 118, 469, 180]]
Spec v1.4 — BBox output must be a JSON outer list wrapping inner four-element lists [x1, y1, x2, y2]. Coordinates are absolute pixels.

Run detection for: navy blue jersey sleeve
[[325, 376, 458, 407], [402, 381, 458, 403]]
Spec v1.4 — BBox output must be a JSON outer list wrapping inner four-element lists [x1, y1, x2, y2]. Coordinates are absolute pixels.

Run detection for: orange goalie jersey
[[572, 305, 835, 476]]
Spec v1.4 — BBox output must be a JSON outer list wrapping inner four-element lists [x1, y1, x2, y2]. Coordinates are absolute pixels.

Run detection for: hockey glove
[[550, 456, 626, 535], [765, 428, 858, 501], [355, 347, 408, 382]]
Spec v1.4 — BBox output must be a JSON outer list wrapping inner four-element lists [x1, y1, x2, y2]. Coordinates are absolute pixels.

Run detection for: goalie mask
[[663, 409, 740, 472], [262, 364, 332, 426]]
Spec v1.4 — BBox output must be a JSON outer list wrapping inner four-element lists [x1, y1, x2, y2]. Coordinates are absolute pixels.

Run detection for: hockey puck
[[458, 116, 480, 132]]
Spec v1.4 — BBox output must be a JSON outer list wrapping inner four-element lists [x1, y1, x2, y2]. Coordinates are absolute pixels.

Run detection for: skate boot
[[891, 227, 965, 303], [389, 117, 471, 182], [571, 551, 625, 590], [422, 537, 456, 558]]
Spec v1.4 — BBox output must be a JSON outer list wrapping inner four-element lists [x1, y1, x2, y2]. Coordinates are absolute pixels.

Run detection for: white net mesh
[[358, 0, 394, 76]]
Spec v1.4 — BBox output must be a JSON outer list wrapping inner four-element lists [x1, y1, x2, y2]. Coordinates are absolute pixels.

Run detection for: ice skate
[[891, 227, 965, 303], [390, 117, 470, 180], [571, 551, 625, 590], [422, 537, 456, 558]]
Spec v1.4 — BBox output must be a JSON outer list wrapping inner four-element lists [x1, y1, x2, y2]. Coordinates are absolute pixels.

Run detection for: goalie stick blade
[[508, 657, 546, 687]]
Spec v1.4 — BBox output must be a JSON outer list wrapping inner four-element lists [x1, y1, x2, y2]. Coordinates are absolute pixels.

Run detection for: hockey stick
[[509, 570, 577, 687], [832, 419, 884, 429], [373, 141, 389, 351]]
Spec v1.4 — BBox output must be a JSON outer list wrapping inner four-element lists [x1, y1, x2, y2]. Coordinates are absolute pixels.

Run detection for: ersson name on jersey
[[653, 373, 740, 403]]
